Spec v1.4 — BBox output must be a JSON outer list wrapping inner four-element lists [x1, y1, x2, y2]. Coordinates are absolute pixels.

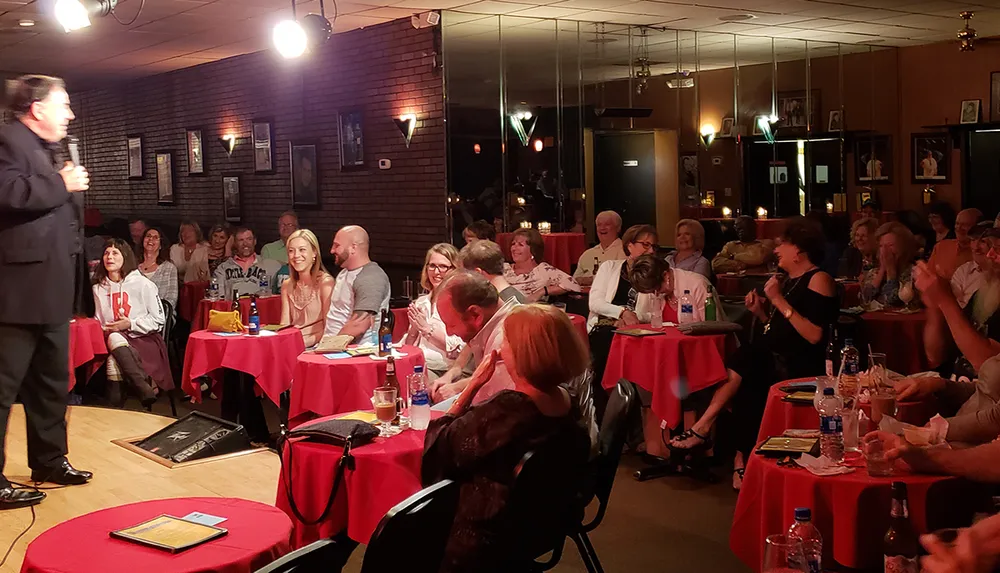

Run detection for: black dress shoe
[[0, 487, 45, 509], [31, 461, 93, 485]]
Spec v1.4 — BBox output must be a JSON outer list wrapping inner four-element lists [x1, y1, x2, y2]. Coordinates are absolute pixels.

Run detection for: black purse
[[278, 418, 380, 525]]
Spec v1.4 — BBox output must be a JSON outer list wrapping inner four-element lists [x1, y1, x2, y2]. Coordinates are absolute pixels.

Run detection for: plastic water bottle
[[208, 277, 220, 301], [787, 508, 823, 573], [258, 272, 270, 295], [818, 387, 844, 462], [408, 366, 431, 431], [678, 290, 694, 324], [839, 337, 860, 400]]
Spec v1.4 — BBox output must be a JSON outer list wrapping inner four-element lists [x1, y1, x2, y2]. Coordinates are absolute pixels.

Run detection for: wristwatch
[[783, 307, 794, 319]]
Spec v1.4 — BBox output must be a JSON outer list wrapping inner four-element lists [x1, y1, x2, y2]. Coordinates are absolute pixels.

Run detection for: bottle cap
[[414, 365, 424, 373], [823, 387, 835, 395], [844, 338, 853, 345], [794, 507, 811, 521], [684, 289, 690, 294]]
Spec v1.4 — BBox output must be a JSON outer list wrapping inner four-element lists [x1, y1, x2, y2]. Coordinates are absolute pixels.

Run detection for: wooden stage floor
[[0, 405, 280, 572]]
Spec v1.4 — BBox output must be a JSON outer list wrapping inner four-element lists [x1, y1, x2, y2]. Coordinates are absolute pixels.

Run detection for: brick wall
[[73, 18, 446, 265]]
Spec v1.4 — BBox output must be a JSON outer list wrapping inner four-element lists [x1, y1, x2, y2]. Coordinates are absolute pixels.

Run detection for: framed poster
[[855, 135, 893, 185], [252, 119, 273, 173], [186, 128, 204, 175], [127, 135, 143, 179], [719, 118, 735, 138], [828, 110, 843, 132], [290, 142, 319, 207], [155, 152, 174, 204], [991, 72, 1000, 123], [960, 99, 981, 124], [777, 90, 821, 129], [222, 176, 240, 222], [338, 110, 364, 169], [911, 133, 950, 184]]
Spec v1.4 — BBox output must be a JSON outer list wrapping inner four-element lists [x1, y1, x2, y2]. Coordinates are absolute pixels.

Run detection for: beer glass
[[373, 386, 398, 437]]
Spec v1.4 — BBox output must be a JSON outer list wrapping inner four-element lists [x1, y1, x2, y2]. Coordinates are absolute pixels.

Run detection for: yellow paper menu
[[110, 515, 228, 553]]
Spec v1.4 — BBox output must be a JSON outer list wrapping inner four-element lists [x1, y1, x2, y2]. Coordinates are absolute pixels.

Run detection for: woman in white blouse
[[404, 243, 466, 377], [503, 228, 580, 302], [169, 220, 210, 283]]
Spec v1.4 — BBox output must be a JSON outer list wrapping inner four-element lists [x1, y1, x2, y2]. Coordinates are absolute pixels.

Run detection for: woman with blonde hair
[[422, 304, 591, 573], [404, 243, 465, 376], [838, 217, 879, 279], [862, 222, 919, 308], [169, 219, 210, 283], [279, 229, 335, 348], [666, 219, 710, 278]]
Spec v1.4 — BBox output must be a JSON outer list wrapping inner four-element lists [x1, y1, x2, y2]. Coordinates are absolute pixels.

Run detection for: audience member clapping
[[278, 229, 334, 348], [404, 243, 466, 377], [169, 220, 210, 283], [503, 228, 581, 302], [929, 208, 982, 279], [838, 216, 878, 279], [137, 227, 178, 311], [951, 224, 992, 308], [861, 222, 918, 307]]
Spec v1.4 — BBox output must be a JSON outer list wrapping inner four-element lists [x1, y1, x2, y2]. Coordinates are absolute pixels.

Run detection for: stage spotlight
[[54, 0, 116, 32], [273, 10, 332, 59]]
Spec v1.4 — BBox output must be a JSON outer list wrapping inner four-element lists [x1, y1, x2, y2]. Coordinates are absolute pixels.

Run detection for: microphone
[[67, 136, 80, 166]]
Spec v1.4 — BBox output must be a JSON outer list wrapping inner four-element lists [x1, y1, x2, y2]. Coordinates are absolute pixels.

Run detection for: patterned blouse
[[861, 263, 914, 308], [140, 261, 178, 311], [502, 262, 580, 299]]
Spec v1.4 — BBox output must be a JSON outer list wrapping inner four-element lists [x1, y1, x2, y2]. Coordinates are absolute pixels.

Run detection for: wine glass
[[762, 534, 807, 573], [373, 386, 398, 437], [898, 279, 915, 307]]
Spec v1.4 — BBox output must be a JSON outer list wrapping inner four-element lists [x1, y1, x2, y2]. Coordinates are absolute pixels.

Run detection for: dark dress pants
[[0, 322, 70, 489]]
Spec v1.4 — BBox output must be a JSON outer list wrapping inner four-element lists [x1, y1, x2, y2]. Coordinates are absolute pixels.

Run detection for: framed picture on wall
[[252, 119, 273, 173], [777, 90, 821, 129], [222, 176, 240, 222], [719, 118, 735, 138], [290, 142, 319, 206], [680, 152, 698, 204], [127, 135, 143, 179], [961, 99, 981, 124], [828, 110, 843, 132], [855, 136, 893, 184], [991, 72, 1000, 122], [186, 128, 204, 175], [338, 110, 364, 169], [752, 115, 765, 136], [155, 152, 174, 204], [911, 133, 950, 184]]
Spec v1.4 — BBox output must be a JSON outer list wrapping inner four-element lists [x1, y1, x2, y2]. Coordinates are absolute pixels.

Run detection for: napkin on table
[[794, 454, 855, 476]]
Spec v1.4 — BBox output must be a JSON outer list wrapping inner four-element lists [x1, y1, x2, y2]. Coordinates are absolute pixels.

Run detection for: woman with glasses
[[502, 228, 581, 302], [404, 243, 465, 377]]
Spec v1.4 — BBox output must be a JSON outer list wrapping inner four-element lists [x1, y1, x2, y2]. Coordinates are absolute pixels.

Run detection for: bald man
[[929, 208, 983, 279], [323, 225, 391, 343]]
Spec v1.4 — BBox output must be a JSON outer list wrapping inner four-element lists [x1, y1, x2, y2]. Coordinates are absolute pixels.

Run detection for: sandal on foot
[[668, 428, 713, 452], [732, 467, 745, 491]]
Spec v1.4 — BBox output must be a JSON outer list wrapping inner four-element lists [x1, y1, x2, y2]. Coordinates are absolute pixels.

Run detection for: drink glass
[[864, 436, 894, 477], [762, 534, 807, 573], [373, 386, 398, 437], [869, 352, 888, 387], [650, 297, 664, 329], [843, 408, 860, 453], [871, 387, 897, 426]]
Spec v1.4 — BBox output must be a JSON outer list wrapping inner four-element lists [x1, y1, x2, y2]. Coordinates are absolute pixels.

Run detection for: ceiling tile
[[506, 5, 587, 17], [451, 1, 538, 14]]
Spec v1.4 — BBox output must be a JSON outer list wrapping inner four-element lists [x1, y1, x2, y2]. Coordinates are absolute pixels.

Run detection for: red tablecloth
[[192, 296, 283, 332], [178, 281, 209, 323], [20, 497, 291, 573], [863, 310, 928, 375], [392, 307, 409, 342], [841, 281, 860, 307], [715, 273, 770, 297], [600, 325, 728, 429], [701, 218, 785, 240], [730, 454, 978, 571], [181, 328, 305, 405], [567, 313, 587, 349], [69, 318, 108, 389], [496, 232, 586, 274], [275, 415, 430, 548], [289, 346, 425, 426]]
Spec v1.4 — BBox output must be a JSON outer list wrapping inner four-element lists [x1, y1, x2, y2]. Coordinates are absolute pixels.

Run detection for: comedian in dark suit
[[0, 75, 93, 509]]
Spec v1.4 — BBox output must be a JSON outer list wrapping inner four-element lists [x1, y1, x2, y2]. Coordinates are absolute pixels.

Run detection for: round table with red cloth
[[288, 346, 426, 426], [178, 281, 209, 323], [181, 328, 305, 405], [20, 497, 292, 573], [192, 296, 283, 332], [275, 414, 432, 548], [69, 317, 108, 389], [600, 324, 728, 429], [862, 310, 928, 375], [496, 232, 586, 274], [730, 454, 981, 571]]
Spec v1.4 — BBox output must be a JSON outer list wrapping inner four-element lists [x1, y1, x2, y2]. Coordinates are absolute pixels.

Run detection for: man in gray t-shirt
[[324, 226, 390, 344]]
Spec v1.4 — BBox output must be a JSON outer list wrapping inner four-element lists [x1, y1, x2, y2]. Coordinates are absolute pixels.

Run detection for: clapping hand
[[466, 350, 501, 396], [745, 289, 765, 317], [914, 261, 950, 307], [407, 303, 429, 335], [880, 245, 898, 279], [763, 275, 783, 304]]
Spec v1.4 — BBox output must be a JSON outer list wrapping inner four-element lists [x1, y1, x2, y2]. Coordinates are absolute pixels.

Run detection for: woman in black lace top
[[421, 304, 591, 573]]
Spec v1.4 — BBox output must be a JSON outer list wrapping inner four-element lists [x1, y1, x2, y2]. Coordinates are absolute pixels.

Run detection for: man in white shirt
[[260, 211, 298, 264], [573, 210, 625, 286], [952, 224, 990, 308], [323, 225, 390, 344]]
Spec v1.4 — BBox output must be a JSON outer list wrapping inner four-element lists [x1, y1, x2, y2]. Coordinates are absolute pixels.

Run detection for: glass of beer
[[871, 387, 897, 427], [373, 386, 398, 437]]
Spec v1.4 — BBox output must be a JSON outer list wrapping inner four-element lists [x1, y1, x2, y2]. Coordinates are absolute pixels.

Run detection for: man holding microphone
[[0, 75, 93, 508]]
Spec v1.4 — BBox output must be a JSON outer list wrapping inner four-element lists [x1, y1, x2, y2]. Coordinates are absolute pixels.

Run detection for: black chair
[[252, 539, 342, 573], [159, 298, 178, 417]]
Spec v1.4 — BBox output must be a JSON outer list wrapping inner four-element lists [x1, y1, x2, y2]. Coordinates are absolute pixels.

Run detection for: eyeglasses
[[633, 241, 654, 250], [428, 264, 454, 272]]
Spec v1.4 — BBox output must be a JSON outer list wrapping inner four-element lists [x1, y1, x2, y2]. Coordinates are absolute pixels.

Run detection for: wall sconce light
[[219, 134, 236, 156], [532, 138, 543, 152], [699, 124, 716, 148], [509, 111, 537, 146], [757, 115, 779, 144], [756, 206, 768, 219], [519, 220, 532, 229], [516, 196, 526, 206], [537, 221, 551, 235], [721, 206, 732, 218], [473, 143, 481, 154], [273, 0, 333, 59], [826, 201, 834, 214], [394, 114, 416, 148]]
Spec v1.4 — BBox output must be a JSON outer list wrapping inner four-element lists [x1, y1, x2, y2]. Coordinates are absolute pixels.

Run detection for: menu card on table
[[110, 514, 228, 553]]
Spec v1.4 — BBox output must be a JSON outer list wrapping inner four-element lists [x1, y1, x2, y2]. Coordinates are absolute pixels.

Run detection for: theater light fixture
[[721, 206, 732, 218], [55, 0, 143, 32], [533, 138, 543, 152], [757, 115, 778, 144], [273, 0, 334, 59], [473, 143, 481, 154], [219, 134, 236, 156], [699, 124, 716, 148], [756, 206, 768, 219], [394, 114, 416, 148], [509, 111, 537, 147]]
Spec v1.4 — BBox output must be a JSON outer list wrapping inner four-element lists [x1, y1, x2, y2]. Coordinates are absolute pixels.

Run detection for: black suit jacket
[[0, 121, 83, 325]]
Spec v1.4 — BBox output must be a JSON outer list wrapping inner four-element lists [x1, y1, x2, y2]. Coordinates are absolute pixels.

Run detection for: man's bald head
[[331, 225, 372, 269], [956, 208, 983, 244]]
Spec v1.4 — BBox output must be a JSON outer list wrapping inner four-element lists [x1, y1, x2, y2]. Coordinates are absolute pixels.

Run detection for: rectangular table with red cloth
[[862, 309, 928, 375], [600, 324, 728, 429], [275, 414, 433, 548], [192, 295, 283, 332], [288, 346, 426, 426], [496, 232, 586, 274], [20, 497, 292, 573], [178, 281, 209, 323], [69, 317, 108, 390], [730, 453, 982, 571], [181, 328, 305, 405]]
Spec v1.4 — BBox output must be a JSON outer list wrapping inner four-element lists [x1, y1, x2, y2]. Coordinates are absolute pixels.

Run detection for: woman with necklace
[[664, 218, 839, 489], [503, 228, 580, 302], [206, 224, 231, 277], [169, 220, 210, 283], [279, 229, 334, 348], [137, 227, 178, 312]]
